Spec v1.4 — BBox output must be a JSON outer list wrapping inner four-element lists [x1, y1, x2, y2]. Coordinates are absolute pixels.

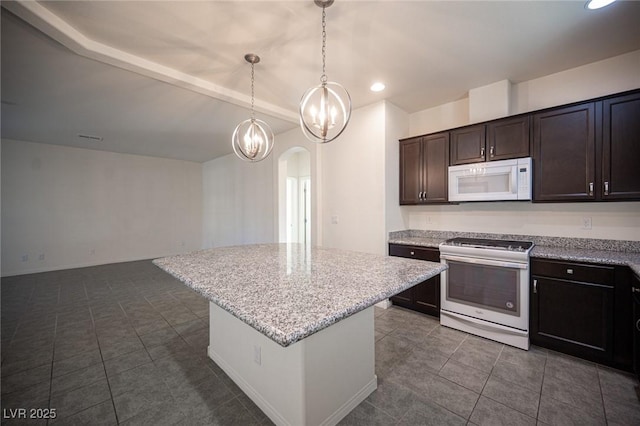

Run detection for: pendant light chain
[[250, 61, 256, 121], [321, 6, 327, 84], [299, 0, 351, 144], [232, 53, 274, 162]]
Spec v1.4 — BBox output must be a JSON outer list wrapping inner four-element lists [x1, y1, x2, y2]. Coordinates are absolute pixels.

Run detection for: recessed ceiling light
[[585, 0, 616, 10], [370, 82, 385, 92]]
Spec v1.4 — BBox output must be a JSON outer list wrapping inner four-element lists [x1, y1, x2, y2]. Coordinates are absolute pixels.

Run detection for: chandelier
[[232, 54, 274, 162], [299, 0, 351, 144]]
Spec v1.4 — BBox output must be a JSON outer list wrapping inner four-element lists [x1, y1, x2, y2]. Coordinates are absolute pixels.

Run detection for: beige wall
[[400, 49, 640, 241], [1, 139, 203, 276], [319, 102, 387, 255], [202, 152, 275, 249], [409, 49, 640, 136]]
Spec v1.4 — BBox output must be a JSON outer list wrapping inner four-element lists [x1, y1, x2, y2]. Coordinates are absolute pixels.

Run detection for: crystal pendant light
[[299, 0, 351, 144], [232, 54, 274, 162]]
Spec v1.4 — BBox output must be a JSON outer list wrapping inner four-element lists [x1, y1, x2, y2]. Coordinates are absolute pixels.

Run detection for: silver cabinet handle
[[480, 147, 485, 157], [588, 182, 594, 196], [533, 279, 537, 294], [418, 191, 423, 201], [410, 251, 415, 256], [490, 146, 495, 158], [636, 319, 640, 332], [566, 268, 573, 274], [604, 181, 609, 196], [632, 287, 640, 293]]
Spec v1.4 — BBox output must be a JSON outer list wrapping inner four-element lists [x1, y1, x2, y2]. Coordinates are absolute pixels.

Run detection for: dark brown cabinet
[[533, 90, 640, 202], [530, 258, 636, 370], [531, 258, 614, 363], [633, 273, 640, 379], [487, 115, 531, 161], [450, 116, 530, 166], [602, 92, 640, 200], [533, 103, 596, 201], [399, 133, 449, 205], [401, 89, 639, 206], [388, 244, 440, 317], [450, 125, 485, 165]]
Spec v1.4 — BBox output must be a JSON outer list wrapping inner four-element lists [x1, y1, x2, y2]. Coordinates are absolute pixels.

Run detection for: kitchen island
[[154, 243, 445, 426]]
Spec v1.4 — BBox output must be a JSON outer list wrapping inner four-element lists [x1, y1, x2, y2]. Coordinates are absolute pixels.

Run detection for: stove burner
[[443, 237, 534, 252]]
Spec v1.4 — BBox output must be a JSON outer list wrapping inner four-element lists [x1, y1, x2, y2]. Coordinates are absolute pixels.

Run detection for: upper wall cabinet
[[399, 132, 450, 205], [450, 116, 530, 166], [487, 115, 531, 161], [602, 92, 640, 200], [533, 90, 640, 202], [450, 124, 485, 165], [533, 103, 596, 201]]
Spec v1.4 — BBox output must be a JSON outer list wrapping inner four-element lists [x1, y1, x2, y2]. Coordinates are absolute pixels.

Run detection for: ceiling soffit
[[3, 0, 298, 124]]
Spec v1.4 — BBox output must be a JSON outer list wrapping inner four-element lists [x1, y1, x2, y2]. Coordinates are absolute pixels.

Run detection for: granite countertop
[[153, 243, 446, 347], [388, 230, 640, 277]]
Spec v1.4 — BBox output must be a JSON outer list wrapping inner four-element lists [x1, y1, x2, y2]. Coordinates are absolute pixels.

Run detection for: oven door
[[440, 254, 529, 331]]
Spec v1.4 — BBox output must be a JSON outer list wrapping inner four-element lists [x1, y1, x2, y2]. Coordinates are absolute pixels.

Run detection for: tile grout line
[[465, 344, 504, 423], [596, 364, 610, 424], [88, 303, 120, 425], [45, 312, 59, 426], [535, 353, 548, 422]]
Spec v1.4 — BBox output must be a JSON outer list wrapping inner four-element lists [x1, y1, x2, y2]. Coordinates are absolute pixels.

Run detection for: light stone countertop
[[388, 230, 640, 277], [153, 243, 446, 347]]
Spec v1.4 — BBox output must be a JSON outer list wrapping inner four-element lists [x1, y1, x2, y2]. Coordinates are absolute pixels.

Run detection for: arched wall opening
[[277, 147, 311, 244]]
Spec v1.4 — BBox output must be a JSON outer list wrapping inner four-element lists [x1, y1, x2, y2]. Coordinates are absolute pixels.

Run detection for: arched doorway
[[278, 147, 311, 244]]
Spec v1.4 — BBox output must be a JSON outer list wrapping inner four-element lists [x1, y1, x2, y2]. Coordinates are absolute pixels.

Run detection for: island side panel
[[303, 306, 377, 426], [208, 302, 377, 426]]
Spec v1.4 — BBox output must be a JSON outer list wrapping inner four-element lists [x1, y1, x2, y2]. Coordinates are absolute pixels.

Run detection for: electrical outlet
[[331, 215, 339, 224], [253, 345, 261, 366], [581, 216, 592, 230], [38, 254, 45, 261], [21, 254, 28, 262]]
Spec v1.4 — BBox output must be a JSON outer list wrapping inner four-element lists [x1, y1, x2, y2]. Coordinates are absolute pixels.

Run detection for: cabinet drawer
[[389, 244, 440, 262], [531, 258, 614, 286]]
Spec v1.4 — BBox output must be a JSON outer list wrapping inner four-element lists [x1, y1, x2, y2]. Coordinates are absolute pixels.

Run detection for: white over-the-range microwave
[[448, 157, 532, 202]]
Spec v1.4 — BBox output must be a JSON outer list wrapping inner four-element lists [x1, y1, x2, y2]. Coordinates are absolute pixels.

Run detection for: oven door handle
[[440, 254, 528, 270]]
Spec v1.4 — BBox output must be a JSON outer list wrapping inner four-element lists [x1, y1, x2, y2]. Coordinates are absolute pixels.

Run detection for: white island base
[[207, 303, 377, 426]]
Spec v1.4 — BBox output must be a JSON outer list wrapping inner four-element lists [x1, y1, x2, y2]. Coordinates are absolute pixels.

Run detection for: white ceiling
[[2, 1, 640, 163]]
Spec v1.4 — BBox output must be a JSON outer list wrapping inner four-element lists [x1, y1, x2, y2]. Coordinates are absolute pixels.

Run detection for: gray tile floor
[[1, 260, 639, 425]]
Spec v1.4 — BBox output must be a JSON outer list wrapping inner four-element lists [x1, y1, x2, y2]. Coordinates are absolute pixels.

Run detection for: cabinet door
[[633, 274, 640, 379], [423, 132, 449, 203], [533, 103, 596, 201], [602, 92, 640, 200], [389, 245, 442, 317], [414, 276, 440, 317], [614, 267, 634, 372], [487, 115, 530, 161], [390, 287, 414, 306], [399, 137, 423, 205], [450, 125, 486, 165], [531, 275, 613, 363]]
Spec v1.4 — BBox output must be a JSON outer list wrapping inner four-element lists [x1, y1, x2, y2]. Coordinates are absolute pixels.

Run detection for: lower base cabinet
[[633, 273, 640, 380], [530, 258, 633, 372], [388, 244, 440, 317]]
